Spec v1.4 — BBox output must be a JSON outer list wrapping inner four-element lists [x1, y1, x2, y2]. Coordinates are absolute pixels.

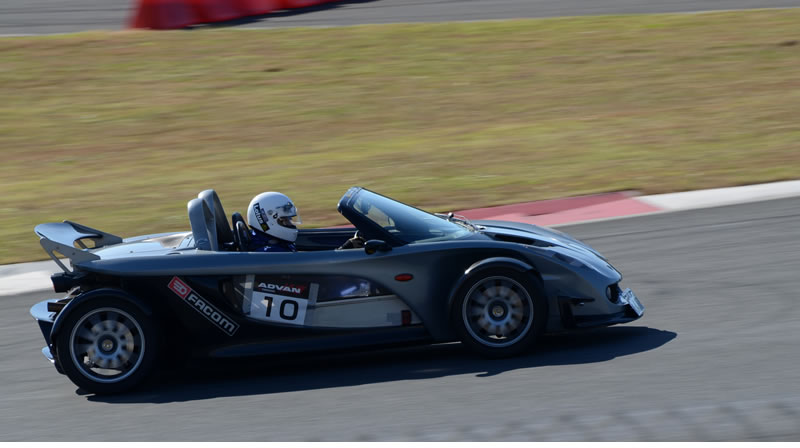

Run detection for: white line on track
[[0, 270, 54, 296], [639, 180, 800, 211]]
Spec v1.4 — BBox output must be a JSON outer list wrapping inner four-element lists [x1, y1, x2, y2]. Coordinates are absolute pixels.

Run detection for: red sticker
[[168, 276, 190, 299]]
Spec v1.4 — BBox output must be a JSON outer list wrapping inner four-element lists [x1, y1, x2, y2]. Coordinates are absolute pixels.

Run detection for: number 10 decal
[[263, 295, 300, 320], [251, 291, 308, 326]]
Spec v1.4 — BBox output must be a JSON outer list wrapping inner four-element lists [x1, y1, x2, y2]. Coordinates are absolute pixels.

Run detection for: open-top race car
[[30, 187, 644, 394]]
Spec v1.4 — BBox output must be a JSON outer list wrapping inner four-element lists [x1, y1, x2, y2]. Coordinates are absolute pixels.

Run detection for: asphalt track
[[2, 198, 799, 441], [2, 0, 800, 35]]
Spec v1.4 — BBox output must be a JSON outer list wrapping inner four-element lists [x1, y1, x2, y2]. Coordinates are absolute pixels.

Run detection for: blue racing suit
[[248, 230, 296, 253]]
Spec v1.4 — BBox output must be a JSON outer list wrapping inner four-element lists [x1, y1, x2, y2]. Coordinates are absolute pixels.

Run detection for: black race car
[[30, 187, 643, 394]]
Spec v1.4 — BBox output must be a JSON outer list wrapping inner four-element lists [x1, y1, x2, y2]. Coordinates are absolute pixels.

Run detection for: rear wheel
[[55, 298, 157, 394], [452, 269, 547, 358]]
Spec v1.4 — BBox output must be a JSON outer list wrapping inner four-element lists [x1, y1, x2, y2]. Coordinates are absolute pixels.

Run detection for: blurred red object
[[232, 0, 281, 16], [279, 0, 323, 8], [131, 0, 335, 30], [190, 0, 244, 23], [130, 0, 200, 29]]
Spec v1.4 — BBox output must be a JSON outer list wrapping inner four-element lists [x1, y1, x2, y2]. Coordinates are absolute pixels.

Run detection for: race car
[[30, 187, 644, 394]]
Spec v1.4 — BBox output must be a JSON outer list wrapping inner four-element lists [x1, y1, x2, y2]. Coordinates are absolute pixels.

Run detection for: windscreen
[[351, 189, 472, 243]]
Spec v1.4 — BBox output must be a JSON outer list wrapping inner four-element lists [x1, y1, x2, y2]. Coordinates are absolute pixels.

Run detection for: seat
[[188, 189, 236, 251], [198, 189, 235, 251], [187, 198, 213, 250]]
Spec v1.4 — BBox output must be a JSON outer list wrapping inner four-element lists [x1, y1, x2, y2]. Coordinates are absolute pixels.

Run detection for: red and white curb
[[458, 191, 659, 226], [459, 179, 800, 227], [2, 179, 799, 296]]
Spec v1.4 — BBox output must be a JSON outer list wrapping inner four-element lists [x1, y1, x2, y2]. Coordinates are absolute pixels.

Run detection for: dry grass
[[1, 10, 799, 263]]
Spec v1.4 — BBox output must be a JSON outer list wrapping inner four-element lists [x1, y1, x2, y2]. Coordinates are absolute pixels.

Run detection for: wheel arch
[[50, 288, 154, 344], [446, 256, 544, 317]]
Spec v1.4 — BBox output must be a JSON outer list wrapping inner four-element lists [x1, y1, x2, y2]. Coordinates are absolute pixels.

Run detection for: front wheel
[[452, 269, 547, 358], [55, 298, 158, 394]]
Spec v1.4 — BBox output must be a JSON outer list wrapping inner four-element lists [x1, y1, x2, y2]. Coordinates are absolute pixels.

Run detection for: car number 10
[[251, 292, 308, 325]]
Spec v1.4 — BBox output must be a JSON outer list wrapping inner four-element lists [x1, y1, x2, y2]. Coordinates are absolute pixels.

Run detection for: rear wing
[[34, 221, 123, 273]]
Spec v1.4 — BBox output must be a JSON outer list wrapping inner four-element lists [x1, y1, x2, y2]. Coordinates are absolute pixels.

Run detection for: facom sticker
[[169, 277, 239, 336]]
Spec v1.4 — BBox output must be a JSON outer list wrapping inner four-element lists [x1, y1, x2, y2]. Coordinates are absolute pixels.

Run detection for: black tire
[[55, 297, 158, 395], [451, 268, 547, 358]]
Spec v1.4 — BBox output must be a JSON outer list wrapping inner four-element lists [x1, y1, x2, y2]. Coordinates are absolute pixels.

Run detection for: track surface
[[2, 198, 799, 441], [2, 0, 800, 35]]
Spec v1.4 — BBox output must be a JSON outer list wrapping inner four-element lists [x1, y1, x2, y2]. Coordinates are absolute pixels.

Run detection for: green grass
[[1, 10, 800, 264]]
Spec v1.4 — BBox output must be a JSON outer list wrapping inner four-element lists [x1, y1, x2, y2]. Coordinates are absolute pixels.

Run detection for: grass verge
[[1, 10, 799, 264]]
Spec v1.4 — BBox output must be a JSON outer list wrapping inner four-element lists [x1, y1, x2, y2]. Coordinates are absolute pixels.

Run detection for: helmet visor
[[276, 201, 301, 229], [277, 216, 301, 227]]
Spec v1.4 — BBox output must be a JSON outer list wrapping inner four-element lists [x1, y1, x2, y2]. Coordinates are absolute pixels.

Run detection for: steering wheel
[[339, 230, 366, 250], [230, 212, 250, 252], [234, 221, 251, 252]]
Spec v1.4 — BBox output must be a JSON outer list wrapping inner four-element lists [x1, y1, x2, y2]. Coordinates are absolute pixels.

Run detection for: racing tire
[[55, 297, 158, 395], [452, 269, 547, 358]]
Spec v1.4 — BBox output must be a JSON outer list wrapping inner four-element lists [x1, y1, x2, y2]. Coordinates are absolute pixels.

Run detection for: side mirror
[[364, 239, 392, 255]]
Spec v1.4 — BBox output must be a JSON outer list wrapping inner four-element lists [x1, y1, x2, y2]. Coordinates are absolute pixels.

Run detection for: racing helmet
[[247, 192, 301, 242]]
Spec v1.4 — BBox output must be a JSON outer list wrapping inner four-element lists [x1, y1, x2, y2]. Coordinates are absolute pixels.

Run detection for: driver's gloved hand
[[340, 237, 366, 249]]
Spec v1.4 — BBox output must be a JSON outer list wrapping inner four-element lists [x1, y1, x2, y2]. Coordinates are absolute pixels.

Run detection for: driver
[[246, 192, 300, 252]]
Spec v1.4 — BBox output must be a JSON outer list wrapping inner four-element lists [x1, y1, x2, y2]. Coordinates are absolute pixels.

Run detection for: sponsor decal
[[168, 277, 190, 299], [256, 281, 308, 298], [253, 203, 269, 232], [168, 277, 239, 336], [250, 291, 308, 326]]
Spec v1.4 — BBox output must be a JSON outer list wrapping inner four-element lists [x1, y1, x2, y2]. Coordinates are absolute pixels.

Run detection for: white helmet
[[247, 192, 301, 243]]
